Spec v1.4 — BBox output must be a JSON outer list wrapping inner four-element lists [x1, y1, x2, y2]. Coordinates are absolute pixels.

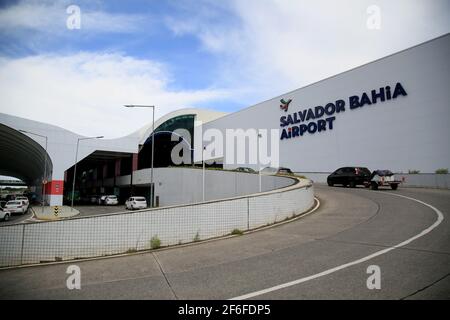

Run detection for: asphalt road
[[0, 207, 33, 226], [0, 185, 449, 299], [74, 205, 128, 217]]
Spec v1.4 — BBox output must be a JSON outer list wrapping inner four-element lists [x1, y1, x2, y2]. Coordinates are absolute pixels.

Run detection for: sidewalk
[[31, 206, 80, 221]]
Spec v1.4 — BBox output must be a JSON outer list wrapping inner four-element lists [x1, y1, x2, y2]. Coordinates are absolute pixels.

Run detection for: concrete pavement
[[0, 185, 448, 299]]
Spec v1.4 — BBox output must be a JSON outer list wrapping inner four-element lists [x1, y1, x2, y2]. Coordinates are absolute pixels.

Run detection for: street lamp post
[[258, 132, 262, 192], [202, 145, 205, 202], [124, 105, 155, 208], [19, 130, 48, 212], [71, 136, 103, 210]]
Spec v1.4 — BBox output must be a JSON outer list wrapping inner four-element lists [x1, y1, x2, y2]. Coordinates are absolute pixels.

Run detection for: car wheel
[[391, 183, 398, 190], [370, 182, 378, 190], [349, 180, 356, 188], [327, 181, 334, 187], [4, 214, 9, 221]]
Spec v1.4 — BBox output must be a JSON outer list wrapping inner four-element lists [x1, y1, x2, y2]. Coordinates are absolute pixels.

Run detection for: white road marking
[[230, 192, 444, 300]]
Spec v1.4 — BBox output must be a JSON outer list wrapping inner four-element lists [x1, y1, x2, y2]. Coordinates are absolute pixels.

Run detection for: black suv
[[327, 167, 371, 188]]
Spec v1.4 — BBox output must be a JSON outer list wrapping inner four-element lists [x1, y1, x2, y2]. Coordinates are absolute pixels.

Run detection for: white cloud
[[0, 0, 145, 34], [0, 52, 229, 138], [166, 0, 450, 104]]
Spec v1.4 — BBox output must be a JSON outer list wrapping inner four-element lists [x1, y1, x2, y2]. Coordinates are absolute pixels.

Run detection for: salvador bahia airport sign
[[279, 82, 407, 140]]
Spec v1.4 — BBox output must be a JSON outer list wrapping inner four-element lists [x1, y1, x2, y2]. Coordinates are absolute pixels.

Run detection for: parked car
[[260, 167, 294, 175], [97, 195, 108, 205], [90, 195, 100, 204], [5, 194, 16, 202], [327, 167, 371, 187], [15, 196, 29, 206], [277, 167, 294, 175], [0, 207, 11, 221], [366, 169, 402, 190], [235, 167, 256, 173], [104, 195, 119, 205], [5, 200, 28, 214], [125, 197, 147, 210]]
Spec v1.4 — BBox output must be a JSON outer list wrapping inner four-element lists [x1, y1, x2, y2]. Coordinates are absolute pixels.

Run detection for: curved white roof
[[0, 108, 227, 180], [130, 108, 227, 145]]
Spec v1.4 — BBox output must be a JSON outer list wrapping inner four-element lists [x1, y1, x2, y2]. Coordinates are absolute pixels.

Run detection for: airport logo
[[279, 98, 292, 112], [279, 82, 407, 140]]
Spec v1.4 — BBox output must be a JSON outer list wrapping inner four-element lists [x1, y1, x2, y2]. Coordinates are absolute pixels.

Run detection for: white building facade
[[202, 34, 450, 174]]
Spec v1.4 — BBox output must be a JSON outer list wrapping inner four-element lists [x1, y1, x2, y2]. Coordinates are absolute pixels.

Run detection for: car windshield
[[7, 201, 21, 205], [134, 197, 146, 201], [108, 196, 117, 199]]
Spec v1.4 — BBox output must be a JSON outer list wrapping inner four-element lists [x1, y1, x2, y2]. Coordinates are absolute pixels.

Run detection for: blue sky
[[0, 0, 449, 138]]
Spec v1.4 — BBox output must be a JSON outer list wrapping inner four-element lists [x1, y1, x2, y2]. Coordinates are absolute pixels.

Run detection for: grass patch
[[435, 168, 448, 174], [231, 228, 244, 236], [193, 231, 200, 242], [150, 236, 161, 249]]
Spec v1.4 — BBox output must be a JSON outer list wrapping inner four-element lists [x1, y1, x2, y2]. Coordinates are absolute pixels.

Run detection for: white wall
[[0, 177, 314, 267], [202, 35, 450, 174], [131, 167, 295, 207], [396, 173, 450, 189]]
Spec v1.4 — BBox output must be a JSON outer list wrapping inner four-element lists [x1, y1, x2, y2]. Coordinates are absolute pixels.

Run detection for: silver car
[[15, 196, 29, 206], [104, 195, 119, 205], [0, 208, 11, 221], [5, 200, 28, 214], [125, 197, 147, 210]]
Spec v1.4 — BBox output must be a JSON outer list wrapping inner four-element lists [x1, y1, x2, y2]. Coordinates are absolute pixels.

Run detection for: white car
[[5, 200, 28, 214], [125, 197, 147, 210], [97, 195, 107, 205], [104, 195, 118, 205], [15, 196, 29, 206], [0, 208, 11, 221]]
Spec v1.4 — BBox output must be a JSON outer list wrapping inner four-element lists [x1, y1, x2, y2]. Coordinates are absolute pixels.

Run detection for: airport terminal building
[[0, 34, 449, 206]]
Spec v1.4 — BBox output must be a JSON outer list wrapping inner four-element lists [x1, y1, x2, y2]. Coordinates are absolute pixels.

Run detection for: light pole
[[124, 105, 155, 207], [71, 136, 103, 210], [19, 130, 48, 212], [202, 145, 205, 202], [258, 132, 262, 192]]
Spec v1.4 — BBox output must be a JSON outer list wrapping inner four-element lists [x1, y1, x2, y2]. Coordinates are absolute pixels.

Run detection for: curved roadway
[[0, 185, 449, 299]]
